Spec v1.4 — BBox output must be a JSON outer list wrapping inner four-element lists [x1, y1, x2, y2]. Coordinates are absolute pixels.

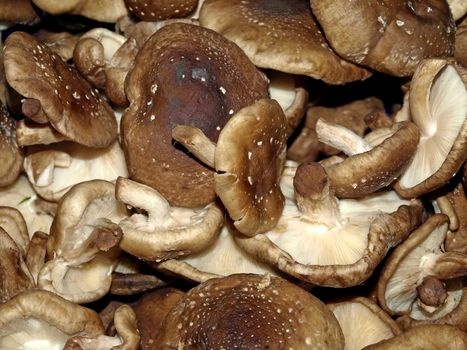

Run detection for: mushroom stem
[[21, 98, 48, 124], [172, 125, 216, 168], [416, 275, 448, 307], [293, 162, 342, 227], [16, 119, 67, 146], [316, 118, 373, 156], [431, 251, 467, 280], [91, 218, 123, 252], [435, 196, 459, 231]]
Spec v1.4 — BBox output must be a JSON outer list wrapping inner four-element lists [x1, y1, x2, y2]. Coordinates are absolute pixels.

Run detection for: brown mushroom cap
[[199, 0, 372, 84], [456, 17, 467, 67], [124, 0, 198, 20], [33, 30, 81, 62], [361, 324, 467, 350], [154, 273, 344, 349], [122, 22, 269, 208], [0, 289, 104, 349], [443, 182, 467, 254], [31, 0, 128, 22], [0, 0, 38, 24], [4, 31, 118, 148], [0, 103, 23, 187], [0, 206, 29, 256], [309, 0, 455, 76]]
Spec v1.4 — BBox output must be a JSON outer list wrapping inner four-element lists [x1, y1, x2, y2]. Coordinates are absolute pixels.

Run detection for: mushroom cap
[[323, 121, 420, 198], [0, 289, 104, 349], [0, 0, 38, 24], [0, 206, 29, 256], [124, 0, 198, 20], [395, 60, 467, 198], [31, 0, 128, 22], [456, 17, 467, 67], [214, 98, 287, 236], [199, 0, 372, 84], [116, 177, 224, 261], [122, 22, 269, 207], [154, 273, 344, 349], [0, 104, 23, 187], [328, 297, 401, 350], [444, 182, 467, 254], [33, 30, 80, 62], [4, 31, 118, 148], [361, 324, 467, 350], [309, 0, 455, 76]]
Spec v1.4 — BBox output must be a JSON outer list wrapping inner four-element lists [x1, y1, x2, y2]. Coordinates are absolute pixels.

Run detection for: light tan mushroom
[[0, 289, 105, 349], [377, 214, 467, 330], [4, 31, 118, 148], [199, 0, 372, 84], [16, 119, 67, 147], [0, 206, 29, 256], [154, 273, 345, 349], [235, 162, 423, 287], [38, 180, 128, 303], [23, 139, 128, 202], [328, 297, 401, 350], [309, 0, 455, 76], [395, 58, 467, 198], [25, 230, 48, 283], [31, 0, 128, 22], [362, 324, 467, 350], [172, 98, 287, 236], [122, 22, 269, 208], [115, 177, 223, 262], [448, 0, 467, 21]]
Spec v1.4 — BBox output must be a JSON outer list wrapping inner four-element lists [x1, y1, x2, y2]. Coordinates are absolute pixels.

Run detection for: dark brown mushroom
[[122, 22, 269, 208], [4, 31, 118, 148], [0, 103, 23, 187], [124, 0, 198, 20], [199, 0, 372, 84]]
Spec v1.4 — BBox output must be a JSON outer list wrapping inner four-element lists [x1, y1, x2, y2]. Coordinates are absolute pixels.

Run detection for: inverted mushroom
[[309, 0, 455, 76], [122, 22, 269, 208], [199, 0, 372, 84], [4, 31, 118, 148], [154, 273, 344, 349]]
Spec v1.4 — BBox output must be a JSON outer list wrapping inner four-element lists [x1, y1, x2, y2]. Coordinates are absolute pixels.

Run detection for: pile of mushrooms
[[0, 0, 466, 349]]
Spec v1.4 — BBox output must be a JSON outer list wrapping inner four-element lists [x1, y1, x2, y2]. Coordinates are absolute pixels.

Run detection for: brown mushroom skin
[[122, 23, 269, 208], [0, 103, 23, 187], [124, 0, 198, 20]]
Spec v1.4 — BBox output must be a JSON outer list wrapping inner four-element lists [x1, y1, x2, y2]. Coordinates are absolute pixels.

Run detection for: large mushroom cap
[[124, 0, 199, 21], [154, 273, 344, 349], [4, 31, 118, 148], [122, 22, 269, 208], [199, 0, 371, 84], [309, 0, 455, 76]]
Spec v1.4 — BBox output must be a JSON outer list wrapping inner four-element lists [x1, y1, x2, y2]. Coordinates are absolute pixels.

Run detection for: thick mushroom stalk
[[416, 276, 448, 308], [316, 118, 420, 198], [173, 98, 288, 236], [115, 177, 224, 262]]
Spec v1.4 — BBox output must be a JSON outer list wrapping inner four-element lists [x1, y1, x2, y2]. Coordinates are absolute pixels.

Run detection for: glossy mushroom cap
[[4, 32, 118, 148], [310, 0, 455, 76], [154, 273, 344, 349], [122, 22, 269, 207], [199, 0, 371, 84]]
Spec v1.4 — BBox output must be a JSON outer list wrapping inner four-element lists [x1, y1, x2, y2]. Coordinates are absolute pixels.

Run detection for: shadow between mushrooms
[[235, 162, 423, 287], [122, 22, 269, 208]]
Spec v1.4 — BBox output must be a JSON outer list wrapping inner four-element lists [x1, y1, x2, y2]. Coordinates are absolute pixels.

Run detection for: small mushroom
[[154, 273, 345, 349], [122, 22, 269, 208], [31, 0, 128, 22], [328, 297, 401, 350], [0, 103, 23, 187], [199, 0, 372, 84], [172, 98, 287, 236], [124, 0, 198, 20], [377, 214, 467, 330], [0, 289, 105, 349], [361, 324, 467, 350], [4, 31, 118, 148], [316, 119, 420, 198], [115, 177, 224, 262], [395, 59, 467, 198], [235, 162, 423, 287], [38, 180, 128, 303], [309, 0, 455, 76]]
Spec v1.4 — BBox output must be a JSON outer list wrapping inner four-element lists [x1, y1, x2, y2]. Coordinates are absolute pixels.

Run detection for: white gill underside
[[267, 191, 410, 266], [384, 223, 448, 314], [332, 302, 395, 350], [181, 225, 276, 276], [399, 65, 467, 188], [0, 318, 69, 350]]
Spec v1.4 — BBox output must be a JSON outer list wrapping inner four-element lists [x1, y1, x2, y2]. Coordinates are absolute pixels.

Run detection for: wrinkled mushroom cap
[[199, 0, 372, 84], [309, 0, 455, 76], [4, 32, 118, 148], [154, 273, 344, 349], [122, 22, 269, 207]]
